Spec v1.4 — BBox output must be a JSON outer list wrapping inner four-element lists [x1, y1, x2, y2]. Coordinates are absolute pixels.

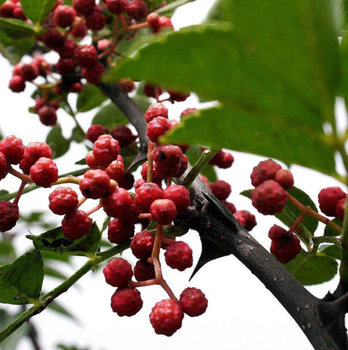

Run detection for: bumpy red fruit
[[250, 159, 282, 187], [53, 5, 76, 28], [79, 169, 110, 199], [275, 169, 294, 190], [134, 182, 163, 213], [179, 287, 208, 317], [82, 61, 105, 84], [210, 180, 231, 201], [318, 187, 346, 217], [111, 125, 137, 147], [0, 135, 25, 164], [108, 218, 135, 244], [49, 186, 78, 215], [106, 0, 127, 14], [85, 151, 99, 169], [134, 259, 155, 281], [61, 209, 92, 240], [167, 89, 190, 102], [42, 28, 64, 50], [38, 106, 57, 126], [118, 172, 134, 190], [118, 78, 136, 94], [56, 58, 75, 75], [234, 210, 257, 231], [152, 16, 173, 33], [20, 142, 52, 174], [102, 187, 136, 220], [143, 83, 163, 98], [73, 0, 95, 16], [86, 9, 106, 31], [145, 103, 168, 123], [58, 40, 77, 58], [153, 145, 183, 178], [221, 200, 236, 213], [130, 231, 154, 259], [251, 180, 287, 215], [165, 241, 193, 271], [71, 23, 88, 38], [9, 75, 25, 92], [0, 201, 19, 232], [19, 64, 39, 82], [150, 299, 184, 336], [30, 157, 58, 187], [87, 124, 108, 143], [111, 288, 143, 316], [146, 117, 171, 143], [74, 45, 98, 68], [268, 225, 288, 241], [0, 152, 8, 180], [105, 156, 125, 182], [163, 185, 190, 214], [336, 198, 346, 221], [150, 199, 177, 225], [125, 0, 147, 20], [93, 134, 120, 166], [270, 234, 301, 264], [103, 258, 133, 287]]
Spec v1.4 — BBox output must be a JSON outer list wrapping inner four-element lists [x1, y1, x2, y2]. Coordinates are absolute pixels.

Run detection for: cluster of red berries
[[103, 253, 208, 336], [142, 82, 191, 103], [268, 225, 301, 263], [318, 187, 347, 221], [86, 124, 137, 147], [0, 136, 59, 232], [0, 0, 26, 20], [250, 159, 293, 215]]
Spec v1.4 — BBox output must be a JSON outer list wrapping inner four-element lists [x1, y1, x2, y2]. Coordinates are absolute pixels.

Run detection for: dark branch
[[98, 83, 348, 350]]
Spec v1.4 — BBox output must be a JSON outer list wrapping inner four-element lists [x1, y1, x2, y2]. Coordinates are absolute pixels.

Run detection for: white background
[[0, 0, 346, 349]]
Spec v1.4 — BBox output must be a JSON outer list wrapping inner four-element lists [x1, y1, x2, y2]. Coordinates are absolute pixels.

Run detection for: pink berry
[[336, 198, 346, 221], [141, 161, 164, 185], [0, 135, 25, 165], [250, 159, 282, 187], [19, 64, 39, 82], [20, 142, 52, 174], [234, 210, 257, 231], [145, 103, 168, 123], [0, 152, 8, 180], [118, 171, 135, 190], [79, 169, 110, 199], [275, 169, 294, 189], [146, 117, 171, 143], [268, 225, 288, 241], [49, 186, 78, 215], [73, 0, 95, 16], [102, 188, 136, 220], [74, 45, 98, 68], [210, 180, 231, 201], [164, 241, 193, 271], [318, 187, 346, 217], [86, 9, 106, 31], [111, 125, 137, 147], [9, 75, 25, 92], [58, 40, 77, 58], [118, 78, 136, 94], [167, 89, 190, 102], [103, 258, 133, 287], [163, 185, 190, 214], [251, 180, 287, 215], [105, 156, 125, 182], [82, 61, 105, 84], [87, 124, 108, 143], [153, 144, 183, 178], [143, 83, 163, 99], [134, 182, 163, 213], [150, 199, 177, 225], [71, 23, 88, 38], [179, 287, 208, 317], [111, 287, 143, 316], [130, 231, 154, 259], [108, 218, 135, 244], [30, 157, 58, 188], [38, 106, 57, 126], [0, 201, 19, 232], [134, 259, 155, 281], [125, 0, 147, 20], [53, 5, 77, 28], [221, 200, 236, 213], [42, 28, 64, 50], [105, 0, 127, 14], [93, 134, 120, 167], [270, 234, 301, 264], [61, 209, 92, 240], [149, 299, 184, 336]]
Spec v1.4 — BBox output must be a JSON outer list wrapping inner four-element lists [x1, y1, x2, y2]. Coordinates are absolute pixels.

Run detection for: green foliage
[[284, 249, 338, 285], [0, 251, 44, 304], [27, 223, 101, 257], [92, 103, 128, 129], [0, 18, 35, 38], [321, 245, 342, 260], [20, 0, 57, 26], [325, 219, 343, 237], [0, 239, 16, 265], [76, 84, 108, 113], [46, 124, 71, 158]]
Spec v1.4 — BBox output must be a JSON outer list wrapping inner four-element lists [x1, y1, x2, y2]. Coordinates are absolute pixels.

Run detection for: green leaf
[[321, 244, 341, 260], [21, 0, 57, 25], [0, 30, 35, 64], [0, 239, 16, 265], [324, 218, 343, 237], [46, 124, 70, 159], [241, 187, 318, 242], [0, 251, 44, 304], [0, 18, 35, 38], [185, 145, 217, 182], [71, 126, 86, 143], [165, 107, 336, 176], [27, 223, 101, 257], [92, 102, 128, 129], [76, 84, 108, 113], [284, 249, 338, 285]]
